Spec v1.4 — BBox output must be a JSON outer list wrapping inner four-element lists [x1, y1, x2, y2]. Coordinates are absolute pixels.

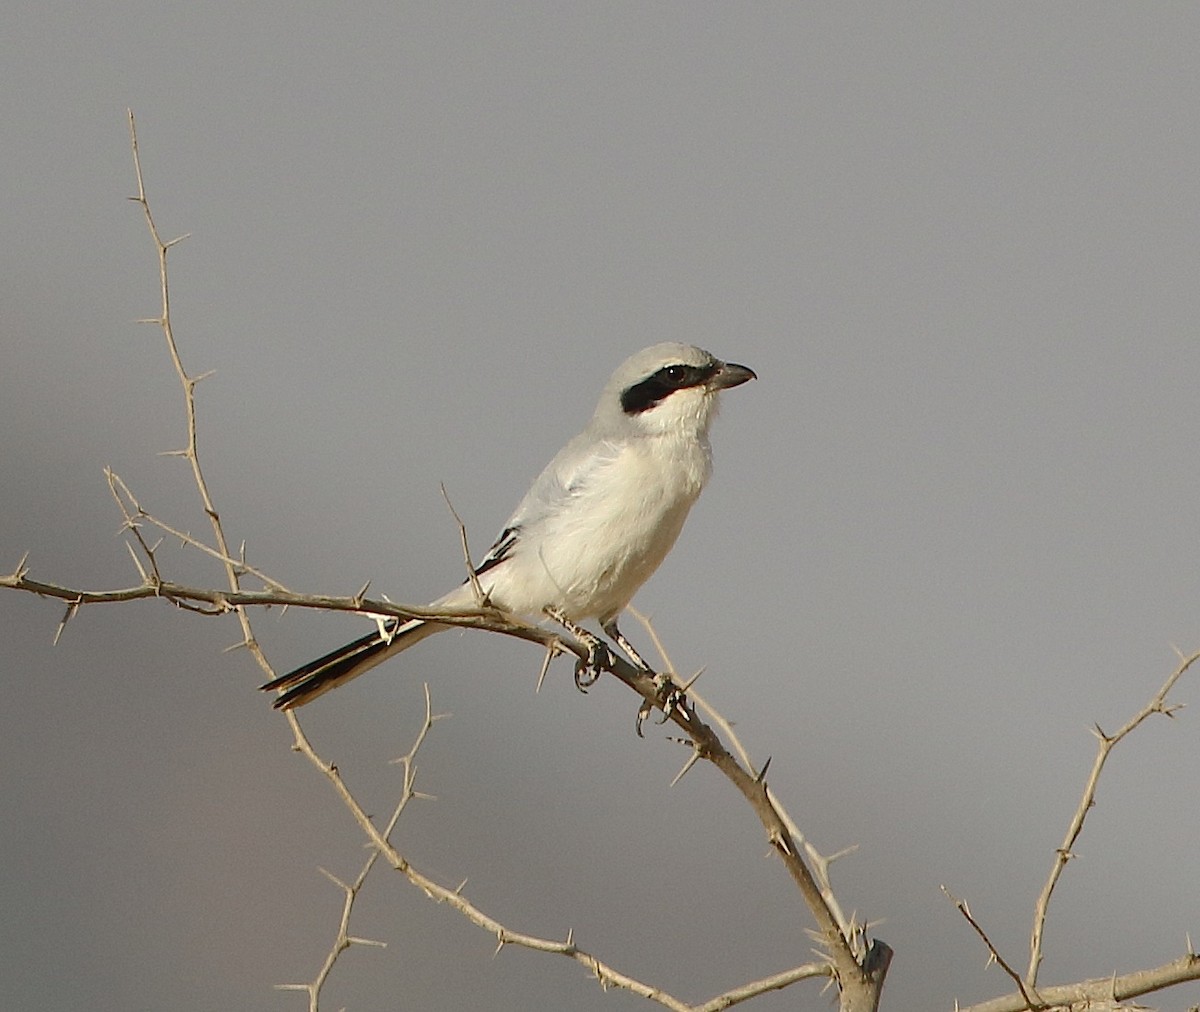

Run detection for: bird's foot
[[545, 608, 616, 693], [635, 671, 688, 738], [574, 640, 614, 691]]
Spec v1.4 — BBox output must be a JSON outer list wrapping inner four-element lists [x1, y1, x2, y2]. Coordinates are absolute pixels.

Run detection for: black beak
[[712, 361, 757, 390]]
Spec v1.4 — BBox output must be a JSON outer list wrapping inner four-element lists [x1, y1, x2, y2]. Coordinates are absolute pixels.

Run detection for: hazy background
[[3, 5, 1198, 1010]]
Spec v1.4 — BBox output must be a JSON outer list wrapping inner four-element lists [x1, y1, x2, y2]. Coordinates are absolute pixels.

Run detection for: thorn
[[767, 827, 794, 857], [826, 844, 860, 864], [679, 666, 706, 693], [354, 580, 371, 606], [12, 550, 30, 580], [163, 232, 192, 248], [317, 866, 348, 890], [669, 750, 702, 787], [535, 641, 559, 693], [755, 756, 773, 784], [347, 935, 387, 949], [192, 368, 216, 383], [53, 598, 81, 646]]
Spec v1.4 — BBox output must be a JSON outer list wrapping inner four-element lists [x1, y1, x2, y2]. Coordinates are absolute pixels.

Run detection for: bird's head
[[594, 342, 756, 439]]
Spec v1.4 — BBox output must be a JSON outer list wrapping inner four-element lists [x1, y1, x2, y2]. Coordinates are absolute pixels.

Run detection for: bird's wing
[[472, 433, 622, 578]]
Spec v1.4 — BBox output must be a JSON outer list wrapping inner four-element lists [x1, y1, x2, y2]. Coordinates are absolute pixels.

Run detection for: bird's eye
[[664, 365, 685, 384]]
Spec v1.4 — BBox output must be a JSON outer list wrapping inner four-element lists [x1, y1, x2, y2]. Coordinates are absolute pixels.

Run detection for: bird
[[261, 342, 756, 710]]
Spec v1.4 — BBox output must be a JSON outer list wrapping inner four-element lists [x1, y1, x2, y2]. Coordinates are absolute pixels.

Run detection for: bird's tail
[[260, 618, 444, 710]]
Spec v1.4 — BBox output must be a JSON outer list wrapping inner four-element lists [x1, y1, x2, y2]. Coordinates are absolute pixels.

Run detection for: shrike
[[262, 342, 755, 710]]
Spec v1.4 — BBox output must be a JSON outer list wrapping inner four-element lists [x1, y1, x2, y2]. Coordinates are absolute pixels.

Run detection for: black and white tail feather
[[261, 343, 755, 710]]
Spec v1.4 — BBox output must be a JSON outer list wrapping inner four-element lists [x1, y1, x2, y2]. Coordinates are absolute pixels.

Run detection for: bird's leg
[[601, 617, 686, 737], [601, 617, 653, 671], [545, 608, 613, 691]]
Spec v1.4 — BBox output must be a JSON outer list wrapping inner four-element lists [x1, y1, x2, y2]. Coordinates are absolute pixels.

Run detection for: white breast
[[482, 433, 712, 622]]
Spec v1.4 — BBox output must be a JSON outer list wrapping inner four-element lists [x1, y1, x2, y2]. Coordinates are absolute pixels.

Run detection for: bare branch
[[273, 857, 386, 1011], [126, 110, 269, 678], [942, 886, 1046, 1010], [440, 482, 488, 607], [273, 687, 450, 1008], [693, 962, 834, 1012], [107, 468, 291, 593], [286, 703, 829, 1011], [3, 576, 579, 676], [1026, 649, 1200, 986], [962, 950, 1200, 1012], [627, 606, 871, 964], [610, 664, 890, 1007]]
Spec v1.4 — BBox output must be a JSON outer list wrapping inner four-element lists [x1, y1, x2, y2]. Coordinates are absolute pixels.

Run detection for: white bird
[[262, 342, 755, 710]]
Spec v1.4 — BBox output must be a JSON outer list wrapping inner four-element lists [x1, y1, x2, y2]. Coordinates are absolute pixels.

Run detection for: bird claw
[[574, 642, 613, 692], [635, 672, 687, 737]]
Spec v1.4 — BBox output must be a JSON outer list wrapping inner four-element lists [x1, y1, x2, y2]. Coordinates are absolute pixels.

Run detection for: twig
[[942, 886, 1045, 1010], [275, 686, 444, 1009], [273, 860, 386, 1011], [128, 111, 232, 585], [1025, 648, 1200, 986], [107, 468, 290, 593], [439, 482, 488, 607]]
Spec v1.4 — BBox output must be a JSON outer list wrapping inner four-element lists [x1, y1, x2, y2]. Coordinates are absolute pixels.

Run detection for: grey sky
[[3, 4, 1198, 1010]]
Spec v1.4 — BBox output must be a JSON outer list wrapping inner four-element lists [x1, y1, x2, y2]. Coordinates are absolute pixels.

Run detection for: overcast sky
[[3, 4, 1199, 1011]]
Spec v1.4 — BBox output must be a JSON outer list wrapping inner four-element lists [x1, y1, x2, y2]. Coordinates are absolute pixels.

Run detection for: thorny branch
[[2, 528, 877, 1007], [6, 112, 1197, 1012], [960, 949, 1200, 1012], [117, 112, 877, 1008], [286, 691, 835, 1012], [942, 887, 1045, 1012], [274, 684, 442, 1011], [630, 607, 874, 962], [945, 647, 1200, 1012], [1025, 648, 1200, 988]]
